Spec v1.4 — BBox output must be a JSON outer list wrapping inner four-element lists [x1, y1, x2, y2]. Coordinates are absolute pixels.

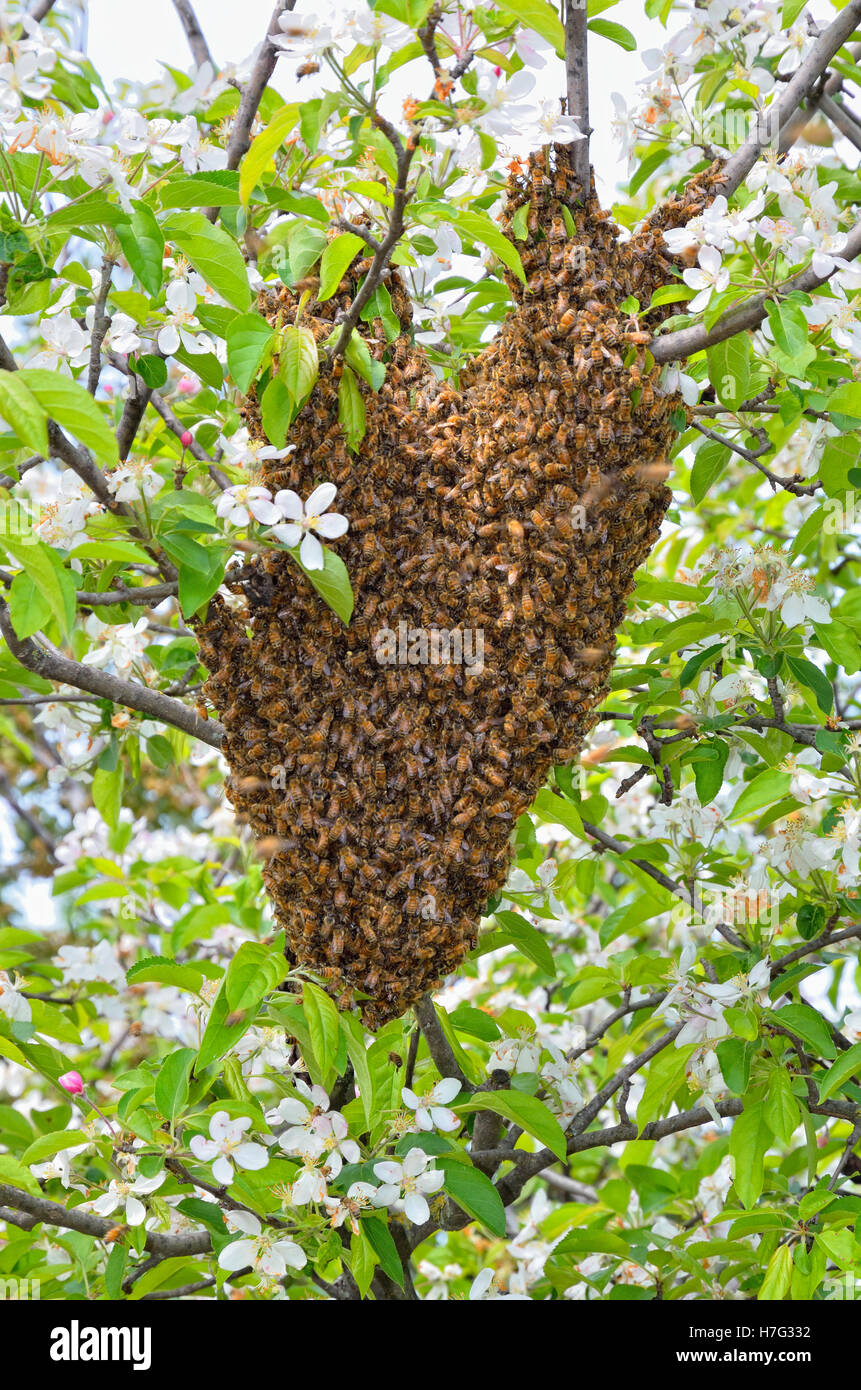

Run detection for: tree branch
[[719, 0, 861, 199], [171, 0, 215, 70], [75, 581, 179, 608], [818, 93, 861, 154], [564, 0, 590, 192], [0, 596, 223, 748], [0, 1182, 211, 1257], [205, 0, 296, 221], [651, 218, 861, 364], [87, 255, 115, 396], [414, 995, 472, 1090], [329, 123, 416, 361]]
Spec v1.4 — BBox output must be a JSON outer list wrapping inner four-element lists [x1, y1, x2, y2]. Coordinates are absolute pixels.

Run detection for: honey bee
[[198, 139, 692, 1028]]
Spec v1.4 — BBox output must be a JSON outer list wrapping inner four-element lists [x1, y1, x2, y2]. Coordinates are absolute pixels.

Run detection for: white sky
[[84, 0, 660, 203]]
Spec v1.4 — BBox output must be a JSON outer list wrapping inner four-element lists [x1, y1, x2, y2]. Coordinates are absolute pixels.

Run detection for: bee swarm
[[197, 145, 724, 1027]]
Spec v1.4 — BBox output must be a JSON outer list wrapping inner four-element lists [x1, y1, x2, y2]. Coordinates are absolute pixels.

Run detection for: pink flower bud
[[180, 431, 193, 449], [177, 376, 198, 395], [59, 1070, 84, 1095], [494, 66, 502, 77]]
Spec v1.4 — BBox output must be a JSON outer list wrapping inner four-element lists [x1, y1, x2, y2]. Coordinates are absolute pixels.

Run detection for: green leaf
[[449, 1005, 501, 1042], [758, 1243, 792, 1301], [707, 334, 751, 410], [716, 1038, 758, 1095], [18, 368, 119, 465], [349, 1225, 377, 1296], [174, 542, 227, 619], [770, 1004, 836, 1060], [495, 0, 565, 56], [343, 333, 385, 391], [828, 380, 861, 429], [287, 223, 328, 283], [339, 1011, 375, 1129], [818, 1042, 861, 1103], [456, 1090, 567, 1161], [0, 369, 49, 455], [239, 103, 300, 204], [785, 654, 832, 715], [729, 1101, 770, 1209], [303, 981, 340, 1078], [452, 208, 526, 285], [226, 312, 275, 393], [164, 212, 251, 310], [115, 200, 164, 298], [764, 300, 814, 375], [690, 439, 730, 504], [439, 1157, 506, 1236], [338, 364, 366, 453], [2, 536, 76, 636], [728, 768, 791, 821], [20, 1129, 91, 1165], [764, 1066, 800, 1144], [288, 542, 354, 625], [797, 902, 826, 941], [197, 978, 255, 1070], [135, 353, 168, 389], [362, 1215, 404, 1285], [154, 1047, 195, 1126], [92, 762, 124, 831], [638, 1044, 695, 1126], [260, 376, 292, 447], [225, 940, 288, 1013], [491, 910, 555, 975], [127, 955, 205, 991], [104, 1243, 128, 1299], [318, 233, 365, 302], [0, 1151, 41, 1195], [692, 737, 728, 805], [782, 0, 808, 24], [531, 787, 583, 838], [279, 324, 319, 407], [588, 18, 636, 50], [160, 171, 241, 209]]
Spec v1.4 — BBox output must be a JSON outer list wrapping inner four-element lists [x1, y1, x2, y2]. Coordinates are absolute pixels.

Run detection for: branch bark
[[564, 0, 590, 193], [414, 995, 472, 1090], [719, 0, 861, 199], [204, 0, 296, 222], [171, 0, 215, 70], [0, 1182, 212, 1257], [0, 596, 223, 748], [652, 217, 861, 364]]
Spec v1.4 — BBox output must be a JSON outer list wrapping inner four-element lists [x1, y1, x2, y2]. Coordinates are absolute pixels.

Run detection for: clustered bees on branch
[[196, 143, 726, 1027]]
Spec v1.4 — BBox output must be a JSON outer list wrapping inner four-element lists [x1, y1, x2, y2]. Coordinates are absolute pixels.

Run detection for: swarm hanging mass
[[197, 146, 724, 1027]]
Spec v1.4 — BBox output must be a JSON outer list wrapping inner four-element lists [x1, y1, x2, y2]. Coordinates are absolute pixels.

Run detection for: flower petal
[[305, 482, 337, 516], [299, 530, 325, 571], [314, 512, 348, 538]]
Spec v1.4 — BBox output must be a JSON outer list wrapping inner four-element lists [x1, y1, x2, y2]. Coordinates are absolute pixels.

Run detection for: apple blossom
[[189, 1112, 269, 1186], [269, 483, 349, 571]]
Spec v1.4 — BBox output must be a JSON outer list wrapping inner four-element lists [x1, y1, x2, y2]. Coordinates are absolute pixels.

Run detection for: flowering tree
[[1, 0, 861, 1306]]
